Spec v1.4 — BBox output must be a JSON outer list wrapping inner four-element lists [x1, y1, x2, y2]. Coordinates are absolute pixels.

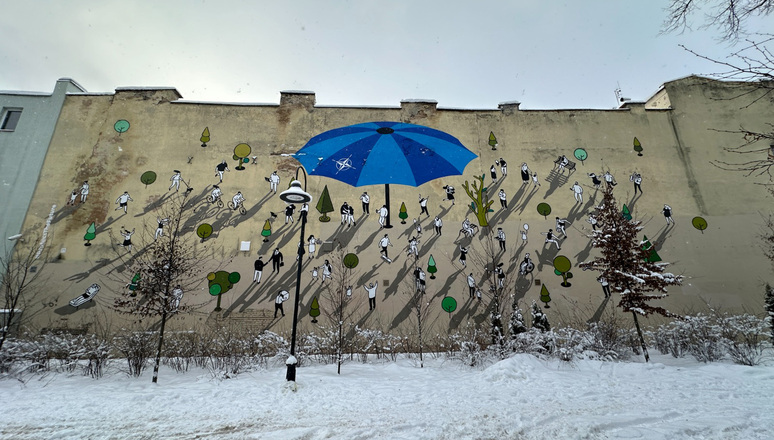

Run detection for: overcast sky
[[1, 1, 770, 109]]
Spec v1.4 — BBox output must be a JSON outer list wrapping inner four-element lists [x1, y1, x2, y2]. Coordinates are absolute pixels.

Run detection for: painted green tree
[[399, 202, 408, 224], [84, 222, 96, 246], [488, 131, 498, 150], [309, 296, 320, 323], [633, 137, 643, 156], [261, 220, 271, 242], [233, 143, 251, 170], [462, 174, 494, 228], [427, 254, 437, 279], [540, 285, 552, 308], [316, 185, 334, 222]]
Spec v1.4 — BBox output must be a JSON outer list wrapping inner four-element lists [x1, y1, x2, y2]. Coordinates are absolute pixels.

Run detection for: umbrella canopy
[[294, 121, 477, 187]]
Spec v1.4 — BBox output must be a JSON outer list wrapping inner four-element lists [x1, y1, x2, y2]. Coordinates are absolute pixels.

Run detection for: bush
[[114, 331, 155, 377]]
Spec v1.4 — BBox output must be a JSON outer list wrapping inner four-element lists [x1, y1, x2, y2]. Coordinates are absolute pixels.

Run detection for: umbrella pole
[[384, 183, 393, 228]]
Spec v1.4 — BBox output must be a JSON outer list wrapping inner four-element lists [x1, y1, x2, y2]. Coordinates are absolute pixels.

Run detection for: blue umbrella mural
[[293, 121, 477, 228]]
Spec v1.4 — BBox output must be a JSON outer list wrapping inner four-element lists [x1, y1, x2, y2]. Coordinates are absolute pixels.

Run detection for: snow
[[2, 354, 773, 439]]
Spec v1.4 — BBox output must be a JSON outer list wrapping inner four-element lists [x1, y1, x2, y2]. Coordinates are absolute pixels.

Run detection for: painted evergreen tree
[[579, 186, 683, 362], [765, 283, 774, 341], [316, 185, 334, 222], [530, 300, 550, 332]]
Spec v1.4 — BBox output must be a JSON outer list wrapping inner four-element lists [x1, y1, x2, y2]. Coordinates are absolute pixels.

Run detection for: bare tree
[[0, 238, 49, 354], [404, 257, 436, 368], [112, 191, 214, 383], [579, 187, 683, 362], [663, 0, 773, 40], [319, 249, 363, 374]]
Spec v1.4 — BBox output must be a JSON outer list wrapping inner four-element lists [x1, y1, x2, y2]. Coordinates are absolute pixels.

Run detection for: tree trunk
[[417, 298, 424, 368], [631, 311, 650, 363], [152, 310, 168, 383]]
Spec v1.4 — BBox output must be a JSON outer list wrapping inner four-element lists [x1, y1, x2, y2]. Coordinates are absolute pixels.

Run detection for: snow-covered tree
[[112, 191, 213, 383], [530, 300, 550, 332], [580, 187, 683, 362], [320, 249, 363, 374], [765, 283, 774, 341], [509, 303, 528, 339]]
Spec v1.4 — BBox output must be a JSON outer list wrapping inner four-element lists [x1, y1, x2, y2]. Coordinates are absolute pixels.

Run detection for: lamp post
[[279, 167, 312, 383]]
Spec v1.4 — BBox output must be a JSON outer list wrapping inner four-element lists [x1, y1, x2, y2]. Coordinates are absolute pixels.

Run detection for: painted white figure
[[299, 202, 309, 222], [496, 227, 506, 251], [378, 205, 388, 229], [498, 189, 507, 209], [490, 164, 497, 181], [115, 191, 133, 213], [555, 217, 570, 238], [360, 192, 370, 215], [171, 285, 183, 311], [169, 171, 182, 191], [541, 229, 561, 250], [80, 181, 90, 203], [119, 227, 135, 252], [419, 194, 430, 216], [434, 216, 443, 236], [285, 203, 296, 224], [347, 204, 355, 227], [499, 158, 508, 176], [231, 191, 245, 210], [215, 160, 230, 182], [603, 171, 616, 188], [253, 256, 264, 283], [494, 263, 505, 288], [67, 189, 78, 206], [467, 273, 476, 298], [459, 244, 469, 267], [407, 236, 420, 258], [459, 217, 476, 239], [443, 185, 455, 205], [321, 259, 332, 283], [340, 202, 349, 225], [662, 204, 675, 225], [310, 266, 319, 283], [414, 218, 422, 236], [307, 235, 317, 260], [520, 162, 531, 185], [588, 173, 602, 189], [269, 171, 280, 193], [588, 214, 598, 230], [414, 267, 426, 292], [379, 234, 392, 261], [598, 276, 611, 298], [210, 185, 222, 202], [630, 172, 643, 195], [521, 223, 529, 245], [274, 290, 289, 318], [557, 155, 569, 172], [155, 217, 170, 241], [364, 281, 378, 310], [346, 286, 353, 298], [520, 253, 535, 276], [532, 172, 541, 187], [570, 181, 583, 203]]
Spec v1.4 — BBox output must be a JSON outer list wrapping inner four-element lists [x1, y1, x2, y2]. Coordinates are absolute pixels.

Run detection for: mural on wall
[[114, 119, 130, 134], [291, 121, 476, 229]]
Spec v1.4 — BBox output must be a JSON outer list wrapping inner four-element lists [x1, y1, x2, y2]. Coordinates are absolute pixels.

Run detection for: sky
[[0, 0, 770, 109]]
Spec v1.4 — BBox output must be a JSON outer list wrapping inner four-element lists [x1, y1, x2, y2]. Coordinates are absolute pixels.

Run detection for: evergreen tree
[[530, 300, 550, 332], [579, 186, 683, 362], [765, 284, 774, 341], [508, 303, 528, 339]]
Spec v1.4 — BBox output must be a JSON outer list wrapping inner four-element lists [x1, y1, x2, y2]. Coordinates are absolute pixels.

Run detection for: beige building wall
[[17, 76, 774, 335]]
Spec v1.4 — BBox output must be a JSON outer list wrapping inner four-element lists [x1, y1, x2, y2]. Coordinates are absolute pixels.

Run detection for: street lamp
[[278, 167, 312, 383]]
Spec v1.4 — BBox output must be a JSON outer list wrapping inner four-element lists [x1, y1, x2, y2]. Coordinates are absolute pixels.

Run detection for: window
[[1, 108, 22, 131]]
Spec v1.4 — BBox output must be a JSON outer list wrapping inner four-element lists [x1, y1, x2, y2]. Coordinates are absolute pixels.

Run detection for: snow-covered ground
[[1, 354, 773, 439]]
